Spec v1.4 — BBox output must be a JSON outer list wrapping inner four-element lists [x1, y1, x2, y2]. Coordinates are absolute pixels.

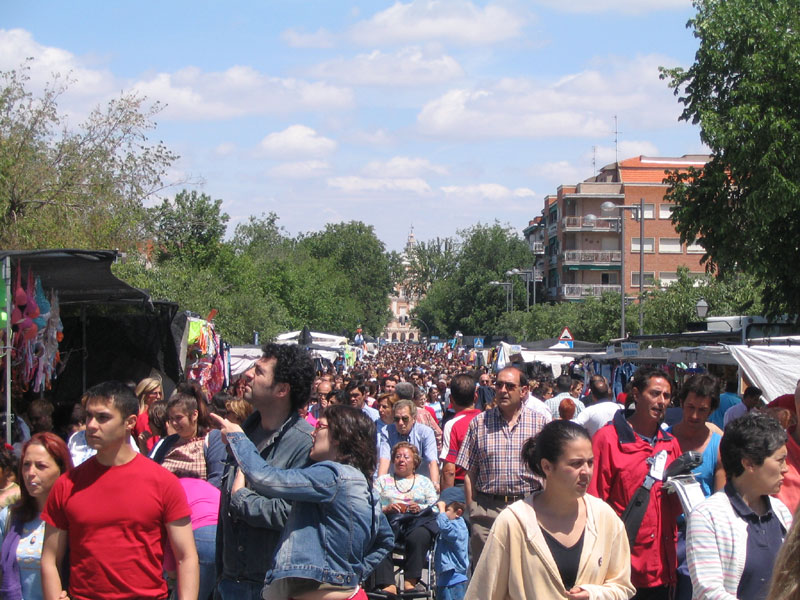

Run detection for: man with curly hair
[[216, 343, 315, 600]]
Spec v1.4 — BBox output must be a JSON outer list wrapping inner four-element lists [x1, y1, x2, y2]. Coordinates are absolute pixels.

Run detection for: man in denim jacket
[[216, 343, 314, 600]]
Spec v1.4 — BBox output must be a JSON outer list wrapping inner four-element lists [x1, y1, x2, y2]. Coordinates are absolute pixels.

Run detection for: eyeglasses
[[394, 416, 411, 423], [314, 422, 329, 432], [495, 381, 518, 391]]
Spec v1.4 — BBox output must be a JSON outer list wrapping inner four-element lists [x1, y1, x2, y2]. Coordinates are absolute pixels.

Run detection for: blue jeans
[[436, 581, 468, 600], [217, 578, 263, 600], [194, 525, 217, 600]]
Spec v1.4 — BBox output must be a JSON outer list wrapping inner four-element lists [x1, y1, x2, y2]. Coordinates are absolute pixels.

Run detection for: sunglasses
[[314, 422, 329, 432], [495, 381, 519, 391], [394, 416, 411, 423]]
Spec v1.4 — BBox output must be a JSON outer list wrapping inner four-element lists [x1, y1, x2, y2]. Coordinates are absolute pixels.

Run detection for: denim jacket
[[216, 412, 313, 583], [227, 431, 394, 588]]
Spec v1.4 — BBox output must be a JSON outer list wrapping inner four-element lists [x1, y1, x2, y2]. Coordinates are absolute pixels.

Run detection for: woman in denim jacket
[[212, 404, 394, 600]]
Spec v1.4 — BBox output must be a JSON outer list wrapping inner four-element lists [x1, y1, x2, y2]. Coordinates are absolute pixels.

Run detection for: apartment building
[[524, 155, 709, 302]]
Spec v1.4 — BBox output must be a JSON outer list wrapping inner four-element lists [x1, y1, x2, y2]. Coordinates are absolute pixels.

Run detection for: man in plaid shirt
[[456, 366, 547, 564]]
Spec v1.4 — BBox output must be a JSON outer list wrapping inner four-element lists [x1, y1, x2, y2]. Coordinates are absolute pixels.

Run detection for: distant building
[[525, 155, 710, 302], [384, 229, 422, 342]]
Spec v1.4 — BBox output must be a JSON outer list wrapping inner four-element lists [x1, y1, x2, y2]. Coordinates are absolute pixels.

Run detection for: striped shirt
[[455, 406, 546, 496]]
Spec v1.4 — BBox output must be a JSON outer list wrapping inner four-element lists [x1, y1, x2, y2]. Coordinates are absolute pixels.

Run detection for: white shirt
[[572, 401, 623, 437], [524, 395, 553, 423]]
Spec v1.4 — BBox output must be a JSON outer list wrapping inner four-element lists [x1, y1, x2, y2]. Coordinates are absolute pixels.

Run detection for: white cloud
[[268, 160, 331, 178], [348, 128, 395, 146], [132, 67, 354, 120], [532, 0, 689, 14], [327, 176, 432, 194], [258, 125, 338, 159], [363, 156, 448, 177], [441, 184, 535, 201], [281, 27, 336, 48], [591, 140, 660, 166], [215, 142, 236, 156], [309, 47, 463, 86], [417, 54, 683, 139], [349, 0, 526, 46], [0, 29, 115, 104]]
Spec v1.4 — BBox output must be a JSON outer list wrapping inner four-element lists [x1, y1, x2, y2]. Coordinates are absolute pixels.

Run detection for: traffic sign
[[473, 337, 484, 349], [558, 327, 574, 348]]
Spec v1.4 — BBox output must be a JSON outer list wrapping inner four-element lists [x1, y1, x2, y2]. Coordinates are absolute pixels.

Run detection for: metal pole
[[3, 257, 11, 443], [620, 212, 626, 339], [533, 270, 537, 306], [639, 197, 644, 336], [525, 273, 530, 311], [510, 282, 514, 311]]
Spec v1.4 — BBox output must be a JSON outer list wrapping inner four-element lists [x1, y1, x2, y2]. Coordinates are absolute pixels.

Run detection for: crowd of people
[[0, 341, 799, 600]]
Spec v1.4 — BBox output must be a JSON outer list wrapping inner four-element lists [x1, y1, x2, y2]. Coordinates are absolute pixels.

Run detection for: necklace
[[393, 474, 416, 493]]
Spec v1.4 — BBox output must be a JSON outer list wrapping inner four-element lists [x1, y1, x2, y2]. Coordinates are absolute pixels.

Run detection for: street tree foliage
[[147, 190, 229, 267], [0, 63, 176, 249], [660, 0, 800, 317], [413, 223, 533, 336], [402, 237, 459, 299]]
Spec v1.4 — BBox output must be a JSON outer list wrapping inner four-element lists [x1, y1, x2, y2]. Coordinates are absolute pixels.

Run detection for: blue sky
[[4, 0, 704, 251]]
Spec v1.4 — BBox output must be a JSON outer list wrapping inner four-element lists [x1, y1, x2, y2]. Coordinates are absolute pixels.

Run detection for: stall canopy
[[725, 344, 800, 402], [1, 250, 181, 406]]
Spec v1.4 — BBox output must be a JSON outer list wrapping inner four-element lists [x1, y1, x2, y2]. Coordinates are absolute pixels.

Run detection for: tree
[[0, 62, 177, 249], [661, 0, 800, 317], [148, 190, 229, 267], [403, 237, 458, 299], [297, 221, 394, 335], [412, 222, 532, 336]]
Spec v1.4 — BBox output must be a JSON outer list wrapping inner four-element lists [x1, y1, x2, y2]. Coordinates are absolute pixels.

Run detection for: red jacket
[[588, 410, 682, 589]]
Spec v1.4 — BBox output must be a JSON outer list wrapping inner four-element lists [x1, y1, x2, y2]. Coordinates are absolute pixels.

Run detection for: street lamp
[[489, 280, 512, 312], [506, 268, 540, 311], [600, 199, 646, 338], [695, 298, 709, 319]]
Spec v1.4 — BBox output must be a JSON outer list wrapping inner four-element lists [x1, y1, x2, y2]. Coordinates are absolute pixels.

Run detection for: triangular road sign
[[559, 327, 574, 342]]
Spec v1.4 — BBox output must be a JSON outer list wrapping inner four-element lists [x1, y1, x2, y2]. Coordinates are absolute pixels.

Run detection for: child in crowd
[[435, 500, 469, 600]]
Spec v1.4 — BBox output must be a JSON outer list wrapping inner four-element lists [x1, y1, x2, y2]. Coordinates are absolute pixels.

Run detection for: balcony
[[562, 216, 618, 232], [530, 241, 545, 254], [561, 250, 621, 265], [561, 284, 621, 299], [547, 221, 558, 237]]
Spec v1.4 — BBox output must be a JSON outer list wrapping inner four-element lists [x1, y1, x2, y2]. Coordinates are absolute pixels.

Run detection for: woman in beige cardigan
[[466, 421, 634, 600]]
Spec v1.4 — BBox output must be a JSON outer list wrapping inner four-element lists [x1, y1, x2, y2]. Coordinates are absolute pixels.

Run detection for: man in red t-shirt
[[41, 381, 198, 600], [440, 373, 482, 489]]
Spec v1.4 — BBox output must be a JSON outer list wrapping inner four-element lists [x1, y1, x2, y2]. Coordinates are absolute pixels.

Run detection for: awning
[[0, 249, 149, 304]]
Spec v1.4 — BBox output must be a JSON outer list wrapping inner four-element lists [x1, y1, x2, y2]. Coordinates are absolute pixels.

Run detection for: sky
[[3, 0, 706, 251]]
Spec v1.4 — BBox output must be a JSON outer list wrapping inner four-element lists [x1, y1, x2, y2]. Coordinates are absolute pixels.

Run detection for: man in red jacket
[[589, 367, 682, 600]]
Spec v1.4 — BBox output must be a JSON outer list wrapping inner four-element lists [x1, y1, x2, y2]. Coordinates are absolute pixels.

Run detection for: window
[[659, 204, 675, 219], [601, 273, 619, 285], [642, 203, 655, 219], [659, 272, 678, 286], [631, 237, 655, 253], [686, 240, 705, 254], [631, 272, 656, 287], [659, 238, 682, 254]]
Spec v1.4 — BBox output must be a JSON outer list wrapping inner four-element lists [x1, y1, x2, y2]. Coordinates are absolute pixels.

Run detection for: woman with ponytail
[[466, 420, 634, 600]]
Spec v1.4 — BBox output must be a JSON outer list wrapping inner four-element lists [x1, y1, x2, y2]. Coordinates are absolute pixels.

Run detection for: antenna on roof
[[613, 115, 620, 167], [592, 146, 597, 173]]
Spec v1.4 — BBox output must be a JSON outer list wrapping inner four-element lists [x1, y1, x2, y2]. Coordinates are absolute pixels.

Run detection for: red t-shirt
[[43, 454, 190, 600], [443, 408, 482, 483], [134, 412, 159, 452]]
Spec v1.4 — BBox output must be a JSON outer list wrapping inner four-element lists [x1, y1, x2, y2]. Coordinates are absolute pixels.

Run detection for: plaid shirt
[[455, 406, 546, 496]]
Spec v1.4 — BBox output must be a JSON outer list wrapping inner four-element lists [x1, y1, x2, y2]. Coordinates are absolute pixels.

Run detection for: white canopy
[[275, 330, 348, 347], [725, 344, 800, 402]]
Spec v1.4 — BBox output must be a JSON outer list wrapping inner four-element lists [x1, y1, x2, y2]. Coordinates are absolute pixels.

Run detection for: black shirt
[[541, 527, 585, 591]]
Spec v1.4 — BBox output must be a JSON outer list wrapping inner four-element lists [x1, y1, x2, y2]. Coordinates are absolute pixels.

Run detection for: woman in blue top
[[0, 432, 73, 600], [211, 404, 393, 600], [667, 374, 725, 600]]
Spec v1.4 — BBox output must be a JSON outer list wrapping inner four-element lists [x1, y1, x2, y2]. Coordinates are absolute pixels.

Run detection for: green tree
[[148, 189, 229, 267], [661, 0, 800, 317], [0, 63, 176, 249], [413, 222, 532, 336], [297, 221, 394, 335]]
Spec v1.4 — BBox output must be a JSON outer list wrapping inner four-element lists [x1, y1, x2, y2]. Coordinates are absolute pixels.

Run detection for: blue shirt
[[378, 423, 438, 480], [709, 392, 740, 429], [725, 482, 786, 600]]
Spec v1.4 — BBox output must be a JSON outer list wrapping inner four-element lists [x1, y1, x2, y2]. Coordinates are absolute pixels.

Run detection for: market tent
[[1, 250, 181, 407], [275, 330, 347, 347], [725, 344, 800, 402]]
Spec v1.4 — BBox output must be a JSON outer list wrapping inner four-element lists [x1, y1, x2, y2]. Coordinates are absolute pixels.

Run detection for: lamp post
[[489, 281, 512, 312], [695, 298, 709, 319], [600, 199, 646, 338], [506, 268, 539, 311]]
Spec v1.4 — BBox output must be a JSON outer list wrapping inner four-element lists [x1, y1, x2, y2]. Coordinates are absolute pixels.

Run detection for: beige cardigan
[[465, 493, 635, 600]]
